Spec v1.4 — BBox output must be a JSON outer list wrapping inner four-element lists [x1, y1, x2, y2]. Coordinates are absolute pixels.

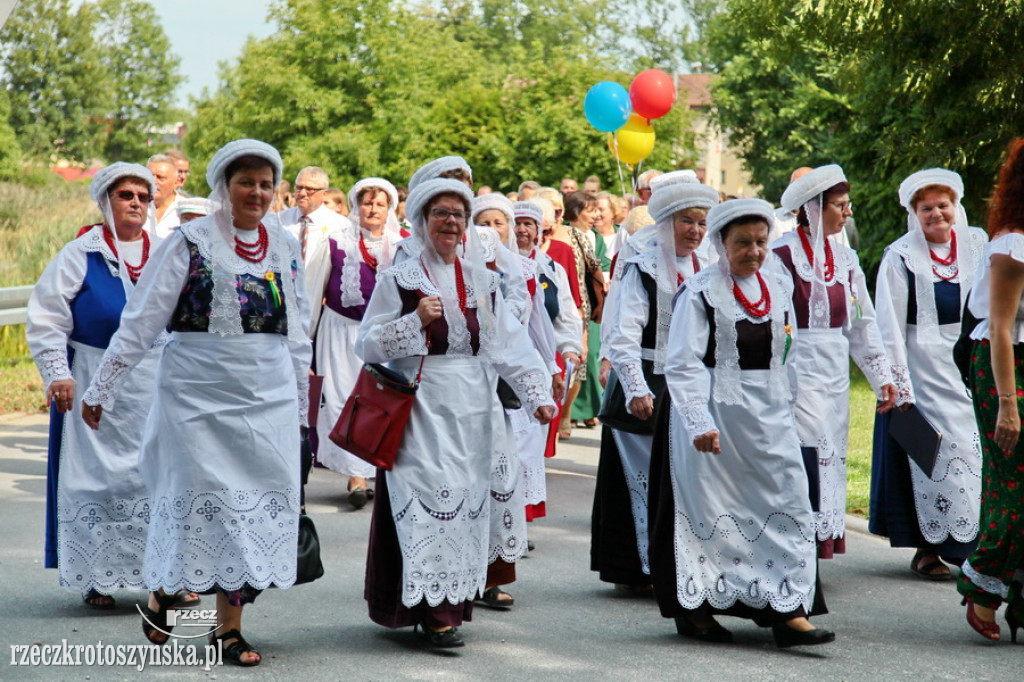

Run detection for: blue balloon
[[584, 81, 632, 133]]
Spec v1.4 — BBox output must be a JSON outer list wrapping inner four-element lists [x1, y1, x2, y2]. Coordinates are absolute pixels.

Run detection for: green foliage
[[0, 89, 22, 178], [0, 0, 182, 163], [709, 0, 1024, 277], [186, 0, 698, 194]]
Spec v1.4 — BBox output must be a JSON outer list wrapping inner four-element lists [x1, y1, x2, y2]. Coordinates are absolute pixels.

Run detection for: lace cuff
[[890, 363, 915, 406], [617, 360, 653, 404], [506, 368, 555, 416], [854, 351, 894, 396], [81, 354, 133, 410], [674, 396, 717, 439], [548, 360, 561, 375], [296, 372, 310, 427], [35, 347, 72, 390], [380, 312, 428, 359]]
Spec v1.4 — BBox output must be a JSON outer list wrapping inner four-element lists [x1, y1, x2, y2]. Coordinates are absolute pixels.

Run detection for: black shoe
[[416, 624, 465, 648], [771, 623, 836, 648], [674, 615, 733, 643], [347, 486, 368, 509], [527, 540, 535, 552]]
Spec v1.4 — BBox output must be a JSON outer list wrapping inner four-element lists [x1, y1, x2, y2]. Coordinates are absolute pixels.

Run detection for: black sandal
[[173, 590, 202, 607], [211, 629, 261, 667], [910, 549, 952, 581], [83, 588, 116, 610], [475, 586, 515, 609], [141, 591, 178, 645], [414, 623, 465, 648]]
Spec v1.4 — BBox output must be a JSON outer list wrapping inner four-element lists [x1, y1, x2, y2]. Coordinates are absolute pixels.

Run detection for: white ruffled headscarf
[[703, 198, 789, 405], [408, 156, 472, 191], [406, 177, 495, 357], [340, 177, 400, 307], [201, 139, 304, 344], [645, 174, 720, 372], [471, 193, 516, 250], [89, 162, 156, 297], [897, 168, 972, 346], [780, 164, 847, 330]]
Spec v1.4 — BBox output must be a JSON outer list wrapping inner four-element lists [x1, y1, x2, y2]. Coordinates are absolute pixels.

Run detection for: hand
[[81, 402, 103, 430], [628, 394, 654, 421], [599, 358, 612, 389], [898, 401, 914, 412], [416, 296, 443, 328], [693, 430, 721, 454], [562, 352, 580, 368], [534, 405, 556, 425], [46, 379, 76, 414], [551, 373, 565, 402], [995, 399, 1021, 455], [876, 383, 897, 414], [580, 328, 588, 362]]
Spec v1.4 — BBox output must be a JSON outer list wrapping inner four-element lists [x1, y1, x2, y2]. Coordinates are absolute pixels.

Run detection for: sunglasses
[[110, 190, 153, 203]]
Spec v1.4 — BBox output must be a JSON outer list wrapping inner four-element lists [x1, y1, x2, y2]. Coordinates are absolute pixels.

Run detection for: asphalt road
[[0, 413, 1020, 680]]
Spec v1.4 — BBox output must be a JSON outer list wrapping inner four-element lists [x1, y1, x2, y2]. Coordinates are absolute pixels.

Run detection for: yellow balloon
[[611, 114, 655, 165]]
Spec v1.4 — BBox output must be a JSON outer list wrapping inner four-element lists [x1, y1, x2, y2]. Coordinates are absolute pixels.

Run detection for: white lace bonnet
[[338, 177, 401, 307], [644, 173, 720, 372], [406, 177, 496, 355], [409, 156, 472, 191], [202, 139, 303, 343], [89, 162, 156, 295], [780, 164, 847, 330], [897, 168, 972, 345], [702, 198, 789, 404], [471, 193, 517, 250]]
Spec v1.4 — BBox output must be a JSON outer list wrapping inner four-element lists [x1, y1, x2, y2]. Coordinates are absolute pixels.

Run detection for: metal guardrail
[[0, 285, 32, 327]]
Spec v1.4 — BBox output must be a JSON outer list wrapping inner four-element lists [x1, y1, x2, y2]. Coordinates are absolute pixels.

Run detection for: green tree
[[0, 89, 22, 178], [186, 0, 696, 193], [0, 0, 107, 161], [709, 0, 1024, 275], [92, 0, 183, 161], [0, 0, 182, 164]]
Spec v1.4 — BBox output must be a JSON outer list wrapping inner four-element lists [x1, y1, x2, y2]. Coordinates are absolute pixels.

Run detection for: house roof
[[676, 73, 714, 108]]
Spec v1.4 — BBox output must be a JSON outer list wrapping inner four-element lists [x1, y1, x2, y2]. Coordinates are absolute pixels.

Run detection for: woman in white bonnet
[[82, 139, 312, 666], [870, 168, 985, 579], [649, 199, 834, 648], [772, 165, 897, 559]]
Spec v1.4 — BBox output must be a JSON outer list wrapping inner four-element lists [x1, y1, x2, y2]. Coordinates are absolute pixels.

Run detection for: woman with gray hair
[[81, 140, 311, 666], [649, 199, 833, 647], [357, 177, 556, 648], [306, 177, 401, 508], [593, 176, 718, 593], [27, 163, 198, 611]]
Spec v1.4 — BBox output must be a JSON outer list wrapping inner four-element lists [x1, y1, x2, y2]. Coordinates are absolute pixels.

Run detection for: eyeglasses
[[429, 207, 471, 223], [294, 185, 327, 194], [110, 190, 153, 203], [828, 201, 853, 212]]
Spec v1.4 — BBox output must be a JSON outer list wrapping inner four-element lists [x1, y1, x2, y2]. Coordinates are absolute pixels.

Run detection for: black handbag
[[952, 291, 979, 391], [598, 364, 666, 435], [496, 377, 522, 409], [294, 427, 324, 585]]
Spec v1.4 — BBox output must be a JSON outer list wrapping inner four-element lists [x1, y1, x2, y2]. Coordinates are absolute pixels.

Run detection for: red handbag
[[329, 360, 424, 470]]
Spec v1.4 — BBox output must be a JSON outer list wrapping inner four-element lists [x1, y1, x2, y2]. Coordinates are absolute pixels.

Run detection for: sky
[[70, 0, 279, 108]]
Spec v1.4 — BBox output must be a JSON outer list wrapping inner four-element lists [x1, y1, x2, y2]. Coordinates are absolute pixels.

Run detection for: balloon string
[[615, 156, 627, 203]]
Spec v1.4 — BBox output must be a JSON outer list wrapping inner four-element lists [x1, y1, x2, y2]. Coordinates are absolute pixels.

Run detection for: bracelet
[[1000, 392, 1016, 398]]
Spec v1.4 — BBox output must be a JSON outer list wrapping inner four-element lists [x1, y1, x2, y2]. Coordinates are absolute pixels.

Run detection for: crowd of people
[[24, 136, 1024, 664]]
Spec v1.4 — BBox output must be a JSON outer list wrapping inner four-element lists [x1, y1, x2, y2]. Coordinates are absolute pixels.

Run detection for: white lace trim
[[389, 258, 499, 299], [378, 312, 428, 359], [78, 225, 121, 278], [488, 446, 528, 564], [890, 363, 915, 406], [144, 488, 299, 592], [296, 371, 310, 426], [506, 368, 554, 415], [618, 359, 652, 403], [777, 228, 854, 286], [81, 353, 132, 410], [36, 346, 72, 389], [961, 559, 1009, 600], [853, 351, 893, 394], [337, 229, 390, 308], [676, 396, 717, 438], [57, 494, 149, 592]]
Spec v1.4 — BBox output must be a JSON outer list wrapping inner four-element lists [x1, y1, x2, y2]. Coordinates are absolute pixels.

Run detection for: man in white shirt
[[146, 154, 180, 239], [271, 166, 347, 265]]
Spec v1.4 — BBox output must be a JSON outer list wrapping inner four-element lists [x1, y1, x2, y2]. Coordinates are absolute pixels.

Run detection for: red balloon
[[629, 69, 677, 120]]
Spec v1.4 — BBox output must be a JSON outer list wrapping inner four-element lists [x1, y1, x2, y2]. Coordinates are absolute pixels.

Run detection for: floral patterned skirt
[[957, 340, 1024, 608]]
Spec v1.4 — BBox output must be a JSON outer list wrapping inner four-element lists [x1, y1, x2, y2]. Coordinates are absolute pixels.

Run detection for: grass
[[846, 363, 877, 518], [1, 176, 96, 415]]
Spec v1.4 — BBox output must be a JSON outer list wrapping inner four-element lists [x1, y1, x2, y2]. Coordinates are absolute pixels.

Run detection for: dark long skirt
[[870, 410, 976, 562], [648, 398, 827, 625], [365, 468, 474, 629], [591, 426, 650, 587], [957, 340, 1024, 608]]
